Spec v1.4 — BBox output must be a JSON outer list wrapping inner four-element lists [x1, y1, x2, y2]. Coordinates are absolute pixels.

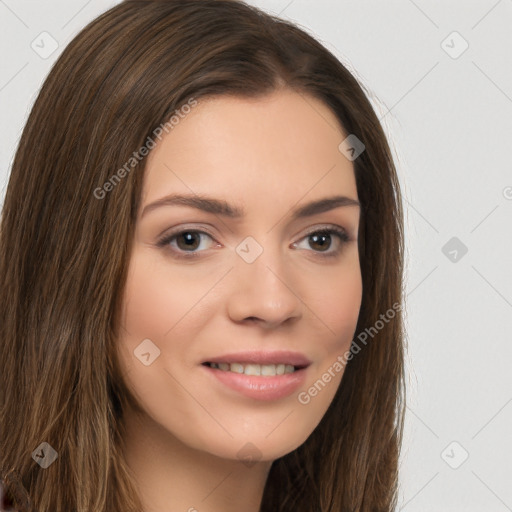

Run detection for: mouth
[[201, 361, 308, 376], [200, 351, 312, 401]]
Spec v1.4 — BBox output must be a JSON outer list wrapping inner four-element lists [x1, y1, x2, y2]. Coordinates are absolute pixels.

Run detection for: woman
[[0, 1, 406, 511]]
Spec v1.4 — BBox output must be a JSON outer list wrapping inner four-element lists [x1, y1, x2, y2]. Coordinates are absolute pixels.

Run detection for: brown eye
[[157, 229, 218, 259], [308, 232, 333, 252], [175, 231, 202, 251], [293, 227, 350, 258]]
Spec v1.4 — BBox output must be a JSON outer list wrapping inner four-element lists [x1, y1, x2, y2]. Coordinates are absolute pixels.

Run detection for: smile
[[203, 362, 299, 375], [202, 362, 310, 401]]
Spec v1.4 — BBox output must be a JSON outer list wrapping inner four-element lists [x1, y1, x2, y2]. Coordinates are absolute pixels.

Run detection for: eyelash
[[156, 225, 350, 260]]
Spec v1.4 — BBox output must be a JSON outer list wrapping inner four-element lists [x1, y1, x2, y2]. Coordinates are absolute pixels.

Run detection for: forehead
[[141, 90, 357, 209]]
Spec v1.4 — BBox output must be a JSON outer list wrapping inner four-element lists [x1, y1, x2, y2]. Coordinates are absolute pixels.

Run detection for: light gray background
[[1, 1, 511, 510]]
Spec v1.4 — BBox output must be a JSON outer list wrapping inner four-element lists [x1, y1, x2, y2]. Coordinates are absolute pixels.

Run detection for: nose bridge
[[227, 233, 302, 326]]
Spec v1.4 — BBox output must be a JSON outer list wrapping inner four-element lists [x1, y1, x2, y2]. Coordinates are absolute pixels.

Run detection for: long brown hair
[[0, 1, 406, 510]]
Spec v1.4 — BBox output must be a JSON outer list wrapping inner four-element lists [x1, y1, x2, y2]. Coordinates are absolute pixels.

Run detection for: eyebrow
[[141, 193, 360, 220]]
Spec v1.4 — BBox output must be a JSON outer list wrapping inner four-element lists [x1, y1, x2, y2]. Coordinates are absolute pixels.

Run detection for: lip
[[200, 350, 312, 401], [202, 364, 309, 401]]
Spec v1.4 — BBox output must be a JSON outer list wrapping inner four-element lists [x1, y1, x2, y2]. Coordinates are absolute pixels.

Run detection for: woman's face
[[117, 89, 362, 462]]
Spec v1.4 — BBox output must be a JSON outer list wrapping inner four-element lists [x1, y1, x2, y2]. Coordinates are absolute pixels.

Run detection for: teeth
[[208, 362, 297, 375], [244, 364, 261, 376], [261, 364, 276, 376], [230, 363, 244, 373]]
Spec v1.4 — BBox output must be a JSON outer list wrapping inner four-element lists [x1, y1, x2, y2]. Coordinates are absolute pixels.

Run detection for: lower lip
[[202, 364, 308, 401]]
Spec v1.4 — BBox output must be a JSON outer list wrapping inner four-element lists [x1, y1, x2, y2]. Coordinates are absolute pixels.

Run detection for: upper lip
[[202, 350, 312, 368]]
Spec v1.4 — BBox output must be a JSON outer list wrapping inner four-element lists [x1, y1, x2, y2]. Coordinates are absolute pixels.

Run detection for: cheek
[[115, 255, 209, 428], [293, 263, 362, 429], [116, 255, 201, 394], [119, 254, 211, 342], [121, 257, 174, 339], [310, 256, 363, 354]]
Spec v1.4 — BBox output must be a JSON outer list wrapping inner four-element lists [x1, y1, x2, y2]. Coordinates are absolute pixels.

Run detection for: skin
[[117, 89, 363, 512]]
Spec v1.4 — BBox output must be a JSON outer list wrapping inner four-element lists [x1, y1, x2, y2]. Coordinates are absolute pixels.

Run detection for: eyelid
[[156, 223, 216, 240], [300, 224, 349, 239]]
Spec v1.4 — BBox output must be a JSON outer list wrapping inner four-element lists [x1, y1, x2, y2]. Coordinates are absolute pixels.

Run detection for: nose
[[226, 245, 303, 329]]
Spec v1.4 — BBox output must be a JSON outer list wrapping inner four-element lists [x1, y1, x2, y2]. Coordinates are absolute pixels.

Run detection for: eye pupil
[[177, 232, 200, 250], [309, 233, 331, 251]]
